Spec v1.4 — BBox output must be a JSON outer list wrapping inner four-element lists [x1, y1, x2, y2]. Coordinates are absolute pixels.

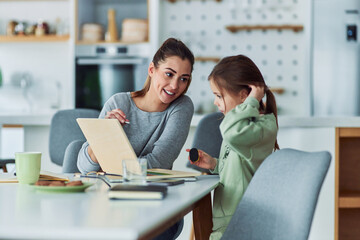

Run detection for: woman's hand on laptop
[[105, 109, 130, 126]]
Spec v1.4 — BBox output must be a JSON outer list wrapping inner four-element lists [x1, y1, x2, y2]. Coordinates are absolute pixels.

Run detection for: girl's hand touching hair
[[105, 109, 130, 126], [186, 149, 217, 171], [248, 84, 265, 102]]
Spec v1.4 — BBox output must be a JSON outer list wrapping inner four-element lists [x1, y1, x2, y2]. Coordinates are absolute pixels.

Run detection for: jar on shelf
[[35, 20, 49, 36], [25, 24, 36, 35], [14, 22, 26, 35], [6, 20, 18, 36], [105, 8, 118, 42], [82, 23, 103, 42]]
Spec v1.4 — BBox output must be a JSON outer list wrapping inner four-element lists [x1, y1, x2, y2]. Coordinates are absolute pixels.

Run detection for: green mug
[[15, 152, 41, 184]]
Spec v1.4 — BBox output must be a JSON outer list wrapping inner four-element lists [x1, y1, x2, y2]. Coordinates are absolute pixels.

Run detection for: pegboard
[[159, 0, 312, 116]]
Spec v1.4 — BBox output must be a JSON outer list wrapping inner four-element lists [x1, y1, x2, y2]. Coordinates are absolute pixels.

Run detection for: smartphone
[[148, 179, 185, 186]]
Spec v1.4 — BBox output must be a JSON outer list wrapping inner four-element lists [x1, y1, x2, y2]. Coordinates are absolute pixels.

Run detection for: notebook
[[76, 118, 138, 175], [0, 170, 69, 183], [108, 184, 167, 200]]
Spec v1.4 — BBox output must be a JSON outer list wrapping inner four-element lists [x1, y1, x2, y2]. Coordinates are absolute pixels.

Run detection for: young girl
[[189, 54, 279, 240]]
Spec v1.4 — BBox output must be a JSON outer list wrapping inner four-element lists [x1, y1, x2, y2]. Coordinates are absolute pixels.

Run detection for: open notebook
[[76, 118, 200, 179], [0, 170, 69, 183]]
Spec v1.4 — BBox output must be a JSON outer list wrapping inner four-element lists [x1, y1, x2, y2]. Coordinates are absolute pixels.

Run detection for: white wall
[[0, 0, 73, 112]]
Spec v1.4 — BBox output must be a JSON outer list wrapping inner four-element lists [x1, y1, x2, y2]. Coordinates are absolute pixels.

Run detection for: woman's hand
[[186, 149, 217, 171], [248, 84, 265, 102], [105, 109, 130, 126]]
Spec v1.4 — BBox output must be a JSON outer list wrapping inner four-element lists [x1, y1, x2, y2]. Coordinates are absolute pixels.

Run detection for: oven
[[75, 44, 148, 110]]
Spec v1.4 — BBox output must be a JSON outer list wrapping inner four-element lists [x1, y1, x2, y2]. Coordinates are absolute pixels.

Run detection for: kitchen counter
[[2, 111, 360, 128], [0, 110, 56, 126], [191, 114, 360, 128], [278, 116, 360, 128]]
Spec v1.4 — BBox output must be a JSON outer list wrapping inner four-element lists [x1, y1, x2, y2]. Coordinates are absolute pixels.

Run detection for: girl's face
[[148, 56, 191, 105], [210, 80, 248, 115]]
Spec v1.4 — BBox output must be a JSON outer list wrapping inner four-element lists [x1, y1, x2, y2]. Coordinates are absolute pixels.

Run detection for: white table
[[0, 175, 219, 240]]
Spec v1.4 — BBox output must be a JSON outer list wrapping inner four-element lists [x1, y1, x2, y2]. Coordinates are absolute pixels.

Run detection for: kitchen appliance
[[75, 44, 148, 110], [313, 0, 360, 116]]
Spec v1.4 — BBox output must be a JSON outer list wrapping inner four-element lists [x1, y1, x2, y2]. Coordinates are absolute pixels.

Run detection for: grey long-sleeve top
[[77, 92, 194, 174]]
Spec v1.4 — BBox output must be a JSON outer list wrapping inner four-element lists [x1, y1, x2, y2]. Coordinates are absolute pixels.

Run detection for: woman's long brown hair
[[208, 55, 279, 150], [133, 38, 195, 98]]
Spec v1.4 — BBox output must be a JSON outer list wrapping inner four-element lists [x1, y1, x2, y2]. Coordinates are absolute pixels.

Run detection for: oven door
[[76, 57, 145, 110]]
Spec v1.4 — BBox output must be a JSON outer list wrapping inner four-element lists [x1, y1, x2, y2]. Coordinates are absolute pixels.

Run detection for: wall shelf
[[0, 34, 70, 42], [269, 87, 285, 95], [225, 24, 304, 33], [195, 57, 220, 63], [75, 0, 149, 44], [339, 191, 360, 208], [167, 0, 221, 3], [76, 40, 147, 45]]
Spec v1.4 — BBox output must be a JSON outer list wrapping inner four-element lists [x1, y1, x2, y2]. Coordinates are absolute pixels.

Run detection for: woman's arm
[[77, 142, 101, 174]]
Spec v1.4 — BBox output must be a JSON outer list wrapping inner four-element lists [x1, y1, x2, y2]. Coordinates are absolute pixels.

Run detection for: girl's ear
[[239, 89, 249, 102], [148, 62, 155, 77]]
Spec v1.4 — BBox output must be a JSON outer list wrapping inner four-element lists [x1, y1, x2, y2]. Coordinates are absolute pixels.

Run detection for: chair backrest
[[187, 112, 223, 173], [221, 148, 331, 240], [62, 140, 86, 173], [49, 109, 100, 167]]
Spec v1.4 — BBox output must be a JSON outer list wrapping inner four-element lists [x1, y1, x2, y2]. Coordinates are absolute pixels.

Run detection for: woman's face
[[210, 80, 248, 115], [148, 56, 191, 105]]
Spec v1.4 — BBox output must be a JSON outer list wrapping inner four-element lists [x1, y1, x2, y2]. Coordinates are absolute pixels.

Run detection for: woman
[[77, 38, 195, 239], [78, 38, 194, 172]]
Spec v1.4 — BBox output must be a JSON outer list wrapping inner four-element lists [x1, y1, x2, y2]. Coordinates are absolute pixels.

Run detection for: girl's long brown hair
[[208, 55, 279, 150], [133, 38, 195, 98]]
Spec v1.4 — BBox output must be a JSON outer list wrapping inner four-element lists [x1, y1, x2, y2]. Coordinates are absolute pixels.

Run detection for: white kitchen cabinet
[[0, 125, 24, 173]]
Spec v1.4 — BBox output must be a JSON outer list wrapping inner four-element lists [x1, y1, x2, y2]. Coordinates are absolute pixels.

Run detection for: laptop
[[77, 118, 201, 179], [76, 118, 138, 175]]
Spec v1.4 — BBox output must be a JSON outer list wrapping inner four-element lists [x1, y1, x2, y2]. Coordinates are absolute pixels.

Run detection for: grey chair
[[187, 112, 223, 240], [0, 159, 15, 173], [187, 112, 223, 174], [49, 109, 100, 173], [221, 148, 331, 240]]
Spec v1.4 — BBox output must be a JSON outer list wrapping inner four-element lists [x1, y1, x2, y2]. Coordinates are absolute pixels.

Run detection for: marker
[[189, 148, 199, 163]]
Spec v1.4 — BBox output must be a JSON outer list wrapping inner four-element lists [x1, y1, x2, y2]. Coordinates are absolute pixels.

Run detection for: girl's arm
[[186, 149, 218, 171], [220, 96, 277, 156]]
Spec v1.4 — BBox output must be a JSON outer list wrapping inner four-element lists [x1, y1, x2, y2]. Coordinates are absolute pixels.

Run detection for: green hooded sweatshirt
[[210, 96, 278, 240]]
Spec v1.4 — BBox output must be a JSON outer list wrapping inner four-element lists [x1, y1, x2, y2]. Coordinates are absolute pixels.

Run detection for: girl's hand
[[248, 84, 265, 102], [105, 109, 130, 126], [186, 149, 217, 171]]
